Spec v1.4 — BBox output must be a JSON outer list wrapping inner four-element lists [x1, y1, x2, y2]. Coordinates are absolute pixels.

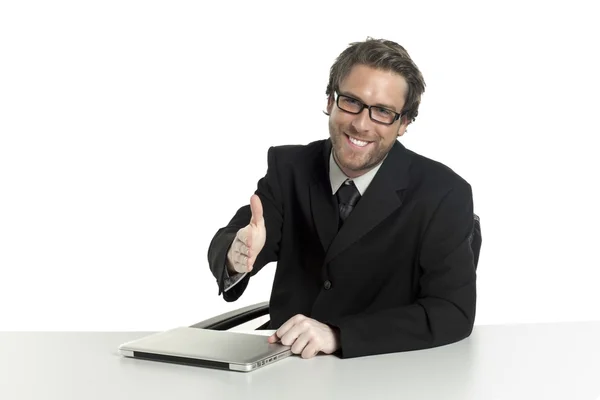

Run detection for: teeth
[[349, 136, 368, 147]]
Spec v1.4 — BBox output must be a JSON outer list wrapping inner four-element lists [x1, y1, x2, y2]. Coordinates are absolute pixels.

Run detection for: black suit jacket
[[208, 138, 477, 359]]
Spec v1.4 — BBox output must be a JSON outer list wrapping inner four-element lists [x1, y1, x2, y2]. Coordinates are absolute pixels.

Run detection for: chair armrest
[[190, 301, 270, 330]]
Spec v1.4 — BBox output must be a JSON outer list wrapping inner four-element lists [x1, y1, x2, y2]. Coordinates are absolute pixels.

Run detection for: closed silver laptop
[[118, 327, 292, 372]]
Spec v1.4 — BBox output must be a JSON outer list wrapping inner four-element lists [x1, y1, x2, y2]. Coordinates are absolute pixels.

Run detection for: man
[[207, 38, 479, 360]]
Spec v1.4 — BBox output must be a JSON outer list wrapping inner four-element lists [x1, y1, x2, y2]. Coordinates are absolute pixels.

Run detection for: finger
[[239, 241, 249, 256], [301, 341, 319, 359], [247, 255, 255, 271], [274, 314, 305, 343], [249, 194, 264, 226], [278, 320, 306, 347], [246, 226, 253, 250], [236, 226, 254, 253], [236, 227, 249, 246], [232, 238, 250, 257], [291, 332, 311, 356], [235, 252, 249, 269]]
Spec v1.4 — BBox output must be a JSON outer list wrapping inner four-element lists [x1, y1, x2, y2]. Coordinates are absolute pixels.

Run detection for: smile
[[345, 133, 371, 148]]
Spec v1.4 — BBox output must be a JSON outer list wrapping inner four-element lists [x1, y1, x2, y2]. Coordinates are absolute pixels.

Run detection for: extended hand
[[267, 314, 341, 359], [226, 195, 266, 274]]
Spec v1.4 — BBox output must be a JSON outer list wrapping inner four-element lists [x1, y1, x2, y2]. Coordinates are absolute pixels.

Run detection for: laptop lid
[[118, 327, 292, 372]]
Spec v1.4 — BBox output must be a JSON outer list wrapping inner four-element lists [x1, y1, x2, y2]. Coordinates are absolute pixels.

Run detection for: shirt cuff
[[223, 267, 248, 293]]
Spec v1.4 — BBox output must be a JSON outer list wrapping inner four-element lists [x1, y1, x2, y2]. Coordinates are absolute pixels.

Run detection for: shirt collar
[[329, 150, 386, 196]]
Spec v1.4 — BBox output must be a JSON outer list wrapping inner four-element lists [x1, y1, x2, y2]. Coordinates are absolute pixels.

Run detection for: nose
[[350, 108, 372, 133]]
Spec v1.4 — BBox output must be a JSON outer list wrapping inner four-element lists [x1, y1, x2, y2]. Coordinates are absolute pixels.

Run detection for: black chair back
[[471, 214, 482, 269]]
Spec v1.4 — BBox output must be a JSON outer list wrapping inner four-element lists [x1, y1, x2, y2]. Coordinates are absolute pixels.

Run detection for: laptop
[[118, 326, 292, 372]]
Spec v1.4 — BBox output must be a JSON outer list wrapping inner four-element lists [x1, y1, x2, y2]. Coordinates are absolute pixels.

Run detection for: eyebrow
[[339, 91, 399, 113]]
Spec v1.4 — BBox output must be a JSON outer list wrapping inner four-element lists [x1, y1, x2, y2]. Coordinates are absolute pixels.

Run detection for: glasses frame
[[334, 91, 403, 126]]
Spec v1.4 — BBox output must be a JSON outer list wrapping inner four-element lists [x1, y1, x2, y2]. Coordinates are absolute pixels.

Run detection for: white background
[[1, 0, 598, 331]]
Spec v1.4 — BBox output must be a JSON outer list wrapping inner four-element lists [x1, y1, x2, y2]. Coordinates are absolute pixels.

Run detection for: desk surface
[[2, 321, 600, 400]]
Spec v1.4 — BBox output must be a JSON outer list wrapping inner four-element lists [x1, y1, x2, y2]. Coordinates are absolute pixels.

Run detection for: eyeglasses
[[334, 92, 403, 125]]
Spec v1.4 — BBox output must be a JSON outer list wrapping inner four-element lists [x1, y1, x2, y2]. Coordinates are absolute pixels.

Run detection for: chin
[[339, 155, 370, 172]]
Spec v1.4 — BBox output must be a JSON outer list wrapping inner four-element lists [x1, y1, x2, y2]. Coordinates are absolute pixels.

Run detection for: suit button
[[323, 280, 332, 290]]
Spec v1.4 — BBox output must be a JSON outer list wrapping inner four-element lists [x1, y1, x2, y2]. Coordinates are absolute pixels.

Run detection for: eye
[[343, 97, 360, 105], [374, 107, 393, 116]]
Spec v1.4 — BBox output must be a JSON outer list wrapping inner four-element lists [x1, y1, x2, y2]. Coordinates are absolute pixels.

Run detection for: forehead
[[339, 64, 408, 109]]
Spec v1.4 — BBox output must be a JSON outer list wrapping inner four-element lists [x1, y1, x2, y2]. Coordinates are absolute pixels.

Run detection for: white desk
[[1, 321, 600, 400]]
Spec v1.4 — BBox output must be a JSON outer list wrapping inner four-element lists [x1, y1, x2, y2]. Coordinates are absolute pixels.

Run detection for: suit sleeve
[[326, 182, 478, 358], [207, 146, 284, 302]]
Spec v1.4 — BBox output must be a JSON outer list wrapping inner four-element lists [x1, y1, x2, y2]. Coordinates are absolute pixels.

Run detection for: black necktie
[[337, 180, 361, 226]]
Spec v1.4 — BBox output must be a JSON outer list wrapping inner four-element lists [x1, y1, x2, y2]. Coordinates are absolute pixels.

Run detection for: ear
[[326, 95, 334, 115], [397, 118, 409, 137]]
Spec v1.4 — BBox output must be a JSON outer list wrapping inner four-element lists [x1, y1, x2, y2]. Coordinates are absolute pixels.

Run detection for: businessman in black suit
[[208, 38, 478, 359]]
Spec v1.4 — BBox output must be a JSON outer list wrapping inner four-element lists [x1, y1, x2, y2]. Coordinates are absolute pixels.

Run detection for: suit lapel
[[309, 139, 339, 253], [324, 140, 411, 264]]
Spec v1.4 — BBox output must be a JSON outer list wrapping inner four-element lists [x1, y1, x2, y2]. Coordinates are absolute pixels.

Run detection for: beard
[[329, 119, 394, 175]]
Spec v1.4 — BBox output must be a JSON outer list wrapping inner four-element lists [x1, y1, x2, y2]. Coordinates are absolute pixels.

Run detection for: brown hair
[[326, 37, 426, 124]]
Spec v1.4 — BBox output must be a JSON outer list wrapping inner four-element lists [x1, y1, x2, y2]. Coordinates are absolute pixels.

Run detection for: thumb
[[249, 194, 264, 226]]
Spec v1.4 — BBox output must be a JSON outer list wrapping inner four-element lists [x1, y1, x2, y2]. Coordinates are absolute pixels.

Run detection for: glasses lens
[[371, 107, 396, 124], [337, 95, 363, 113]]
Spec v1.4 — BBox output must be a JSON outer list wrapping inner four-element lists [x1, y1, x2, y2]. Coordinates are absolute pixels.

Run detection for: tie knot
[[337, 180, 361, 207]]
